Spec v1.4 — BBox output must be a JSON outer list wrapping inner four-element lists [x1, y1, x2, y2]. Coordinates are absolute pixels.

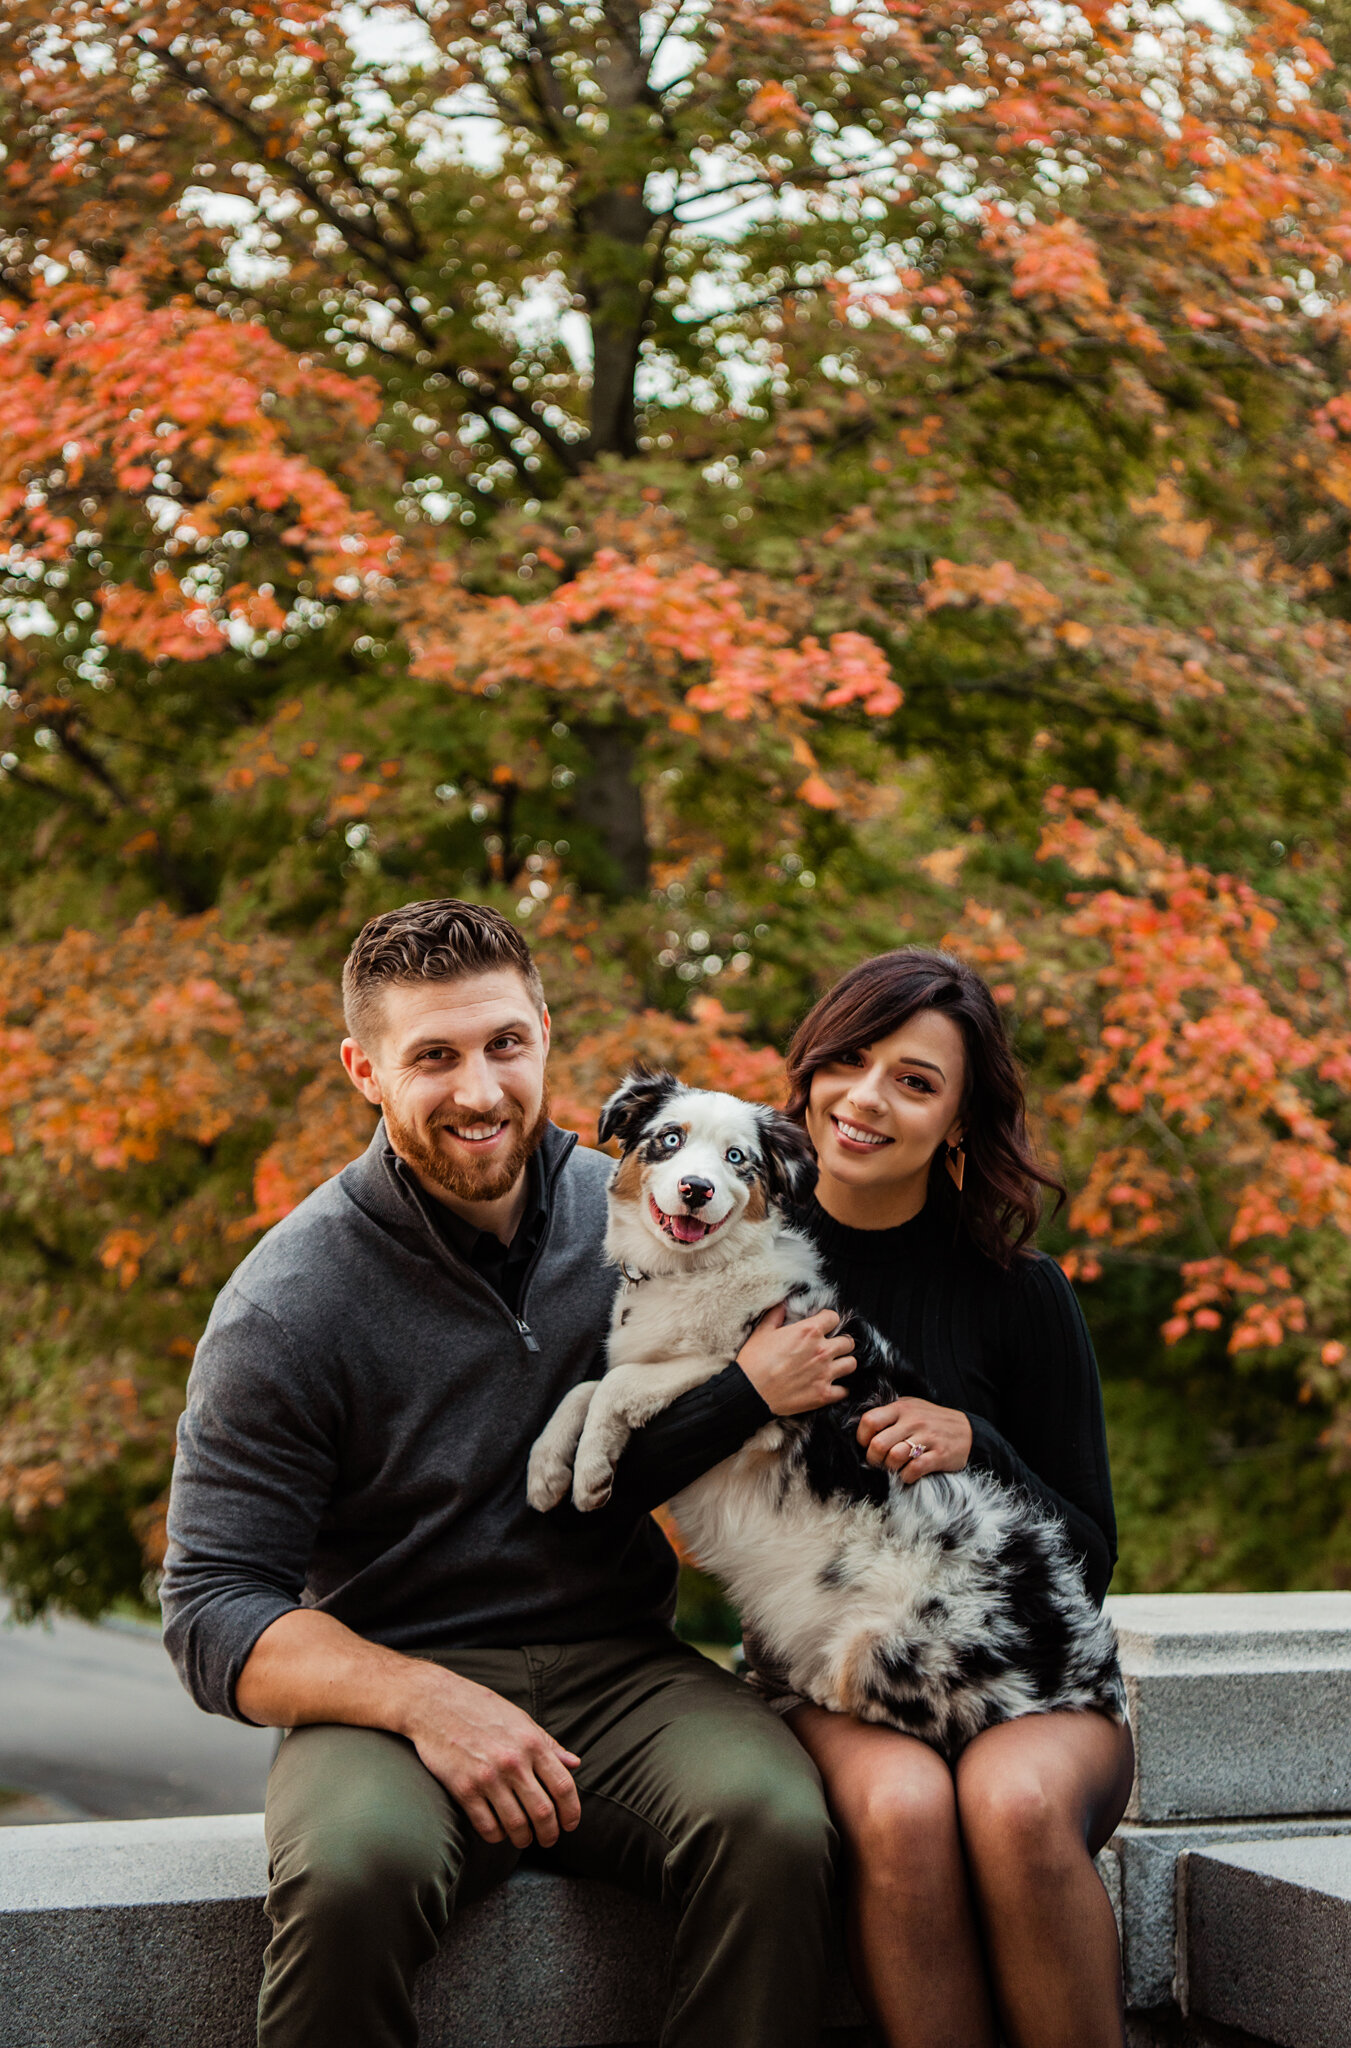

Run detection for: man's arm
[[236, 1611, 581, 1850], [164, 1283, 580, 1849], [161, 1286, 338, 1719]]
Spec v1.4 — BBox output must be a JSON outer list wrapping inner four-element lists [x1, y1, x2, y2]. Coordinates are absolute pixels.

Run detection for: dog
[[527, 1069, 1124, 1758]]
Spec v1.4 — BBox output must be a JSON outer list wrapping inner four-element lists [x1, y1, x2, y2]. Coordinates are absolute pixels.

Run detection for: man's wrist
[[389, 1655, 457, 1742]]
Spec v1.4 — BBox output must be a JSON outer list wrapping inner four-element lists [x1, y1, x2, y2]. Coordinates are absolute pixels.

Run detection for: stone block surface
[[1126, 2012, 1269, 2048], [1110, 1816, 1351, 2012], [1178, 1832, 1351, 2048], [1108, 1592, 1351, 1823], [0, 1815, 267, 2048], [0, 1810, 268, 1912], [0, 1814, 865, 2048]]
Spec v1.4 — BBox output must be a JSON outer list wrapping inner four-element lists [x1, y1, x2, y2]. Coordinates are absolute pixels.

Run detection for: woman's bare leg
[[955, 1710, 1135, 2048], [788, 1705, 997, 2048]]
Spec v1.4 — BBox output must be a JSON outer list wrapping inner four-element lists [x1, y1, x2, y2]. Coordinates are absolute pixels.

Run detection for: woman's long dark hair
[[784, 948, 1064, 1267]]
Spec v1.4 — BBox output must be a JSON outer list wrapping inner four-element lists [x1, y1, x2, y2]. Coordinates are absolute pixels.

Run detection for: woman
[[753, 947, 1133, 2048]]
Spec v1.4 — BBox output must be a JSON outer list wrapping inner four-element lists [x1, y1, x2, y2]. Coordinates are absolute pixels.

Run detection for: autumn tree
[[7, 0, 1351, 1613]]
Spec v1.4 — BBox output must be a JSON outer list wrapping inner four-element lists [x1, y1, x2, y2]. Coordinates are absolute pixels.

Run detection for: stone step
[[0, 1813, 867, 2048], [1108, 1592, 1351, 1824], [1110, 1817, 1351, 2013], [1178, 1833, 1351, 2048]]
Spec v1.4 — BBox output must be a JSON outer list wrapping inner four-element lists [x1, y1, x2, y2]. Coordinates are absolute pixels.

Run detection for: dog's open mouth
[[650, 1196, 729, 1245]]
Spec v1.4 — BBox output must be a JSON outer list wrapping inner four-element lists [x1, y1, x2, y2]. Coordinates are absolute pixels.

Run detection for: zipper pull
[[517, 1318, 540, 1354]]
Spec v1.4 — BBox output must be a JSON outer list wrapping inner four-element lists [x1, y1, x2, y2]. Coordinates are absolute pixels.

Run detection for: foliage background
[[3, 0, 1351, 1623]]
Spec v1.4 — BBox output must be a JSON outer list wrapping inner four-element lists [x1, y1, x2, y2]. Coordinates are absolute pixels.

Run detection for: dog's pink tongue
[[668, 1213, 708, 1244]]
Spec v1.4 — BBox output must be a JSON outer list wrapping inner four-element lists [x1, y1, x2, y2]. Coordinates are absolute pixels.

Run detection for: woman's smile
[[831, 1114, 892, 1151]]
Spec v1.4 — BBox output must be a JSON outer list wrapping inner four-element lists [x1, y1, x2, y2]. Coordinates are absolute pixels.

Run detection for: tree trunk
[[578, 1, 656, 458], [571, 718, 649, 895], [579, 185, 653, 458]]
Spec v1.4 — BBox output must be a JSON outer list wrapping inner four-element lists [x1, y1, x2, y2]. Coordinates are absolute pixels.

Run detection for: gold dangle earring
[[946, 1139, 966, 1193]]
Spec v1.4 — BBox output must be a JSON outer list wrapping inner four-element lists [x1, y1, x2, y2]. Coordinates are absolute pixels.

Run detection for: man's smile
[[440, 1118, 511, 1149]]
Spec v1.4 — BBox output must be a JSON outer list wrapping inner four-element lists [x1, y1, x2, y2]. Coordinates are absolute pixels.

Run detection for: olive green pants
[[259, 1630, 837, 2048]]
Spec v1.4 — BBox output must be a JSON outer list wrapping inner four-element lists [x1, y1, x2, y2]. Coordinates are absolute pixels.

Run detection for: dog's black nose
[[678, 1175, 715, 1209]]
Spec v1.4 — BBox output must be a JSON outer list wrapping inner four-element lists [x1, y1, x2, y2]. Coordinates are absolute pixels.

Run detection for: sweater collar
[[341, 1116, 579, 1254], [803, 1191, 942, 1266]]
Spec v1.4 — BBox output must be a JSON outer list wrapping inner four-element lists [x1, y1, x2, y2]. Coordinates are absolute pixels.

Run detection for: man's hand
[[857, 1397, 972, 1483], [235, 1609, 580, 1850], [400, 1665, 581, 1849], [736, 1303, 856, 1415]]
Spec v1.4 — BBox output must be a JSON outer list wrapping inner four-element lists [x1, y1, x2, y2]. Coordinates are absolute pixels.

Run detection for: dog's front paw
[[572, 1452, 615, 1513], [527, 1442, 574, 1513]]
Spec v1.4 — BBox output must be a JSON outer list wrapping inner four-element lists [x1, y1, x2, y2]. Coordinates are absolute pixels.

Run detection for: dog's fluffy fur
[[527, 1070, 1124, 1758]]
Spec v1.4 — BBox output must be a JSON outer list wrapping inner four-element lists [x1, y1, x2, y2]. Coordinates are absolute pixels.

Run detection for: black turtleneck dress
[[804, 1197, 1118, 1606]]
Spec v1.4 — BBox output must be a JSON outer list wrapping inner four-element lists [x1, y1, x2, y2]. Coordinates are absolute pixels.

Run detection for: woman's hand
[[736, 1302, 856, 1416], [857, 1397, 972, 1483]]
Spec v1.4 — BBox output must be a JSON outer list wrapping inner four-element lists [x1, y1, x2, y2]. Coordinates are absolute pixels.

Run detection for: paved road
[[0, 1602, 273, 1823]]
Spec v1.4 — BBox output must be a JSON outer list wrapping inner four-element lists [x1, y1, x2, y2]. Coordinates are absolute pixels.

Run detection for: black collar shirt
[[423, 1151, 549, 1319]]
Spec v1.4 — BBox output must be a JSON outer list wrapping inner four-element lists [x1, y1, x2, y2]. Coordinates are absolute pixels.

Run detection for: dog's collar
[[619, 1261, 651, 1286]]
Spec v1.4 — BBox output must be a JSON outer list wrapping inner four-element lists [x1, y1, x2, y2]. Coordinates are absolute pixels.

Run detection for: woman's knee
[[840, 1752, 960, 1887], [957, 1756, 1079, 1882]]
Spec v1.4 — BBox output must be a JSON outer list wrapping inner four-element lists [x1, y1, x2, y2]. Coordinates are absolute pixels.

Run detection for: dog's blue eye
[[659, 1130, 682, 1150], [726, 1148, 745, 1166]]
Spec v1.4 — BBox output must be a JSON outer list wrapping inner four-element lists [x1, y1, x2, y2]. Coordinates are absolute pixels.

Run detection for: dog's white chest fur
[[613, 1226, 821, 1367]]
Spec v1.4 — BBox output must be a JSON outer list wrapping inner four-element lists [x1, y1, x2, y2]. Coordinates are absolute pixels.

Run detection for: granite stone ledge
[[1178, 1833, 1351, 2048], [0, 1811, 268, 1914], [1108, 1592, 1351, 1824], [1126, 2012, 1270, 2048], [0, 1815, 867, 2048], [1109, 1816, 1351, 2013]]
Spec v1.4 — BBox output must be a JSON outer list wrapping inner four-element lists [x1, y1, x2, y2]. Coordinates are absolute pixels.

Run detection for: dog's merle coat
[[527, 1070, 1124, 1759]]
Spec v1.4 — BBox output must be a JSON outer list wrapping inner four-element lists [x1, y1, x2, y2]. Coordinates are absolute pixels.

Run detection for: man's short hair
[[342, 899, 546, 1045]]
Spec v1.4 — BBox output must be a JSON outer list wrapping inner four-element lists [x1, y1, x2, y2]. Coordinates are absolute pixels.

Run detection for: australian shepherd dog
[[528, 1070, 1124, 1758]]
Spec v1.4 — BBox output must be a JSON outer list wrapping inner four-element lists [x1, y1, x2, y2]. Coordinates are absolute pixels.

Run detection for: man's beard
[[385, 1085, 551, 1205]]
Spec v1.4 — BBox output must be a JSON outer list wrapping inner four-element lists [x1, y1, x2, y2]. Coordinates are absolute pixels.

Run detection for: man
[[162, 898, 858, 2048]]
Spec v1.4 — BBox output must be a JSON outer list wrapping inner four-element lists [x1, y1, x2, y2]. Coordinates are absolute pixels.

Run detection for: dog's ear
[[598, 1067, 680, 1152], [755, 1108, 816, 1213]]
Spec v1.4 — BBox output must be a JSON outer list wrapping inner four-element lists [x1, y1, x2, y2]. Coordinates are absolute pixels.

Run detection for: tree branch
[[903, 667, 1164, 735], [939, 348, 1083, 397], [137, 36, 583, 477], [313, 58, 425, 260], [0, 762, 110, 822], [454, 68, 552, 143], [622, 212, 674, 414], [644, 0, 699, 68], [7, 1217, 77, 1271], [1141, 1103, 1225, 1260], [516, 3, 573, 145], [139, 38, 410, 273], [656, 152, 901, 222], [675, 279, 825, 324], [46, 716, 132, 809]]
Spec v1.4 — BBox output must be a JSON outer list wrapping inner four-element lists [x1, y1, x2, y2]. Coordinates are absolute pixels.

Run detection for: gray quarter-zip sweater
[[162, 1120, 770, 1720]]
